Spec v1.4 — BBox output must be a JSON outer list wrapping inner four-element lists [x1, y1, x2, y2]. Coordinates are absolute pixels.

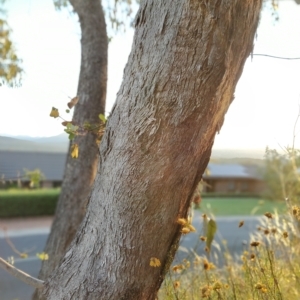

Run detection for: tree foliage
[[264, 147, 300, 202], [53, 0, 139, 33], [0, 0, 139, 87], [0, 16, 22, 85]]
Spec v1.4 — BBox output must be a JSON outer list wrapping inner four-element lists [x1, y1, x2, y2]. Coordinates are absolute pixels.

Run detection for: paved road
[[0, 230, 49, 300], [0, 215, 263, 300]]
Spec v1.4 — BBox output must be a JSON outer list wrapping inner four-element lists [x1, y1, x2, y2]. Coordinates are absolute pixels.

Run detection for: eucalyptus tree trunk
[[34, 0, 107, 298], [41, 0, 262, 299]]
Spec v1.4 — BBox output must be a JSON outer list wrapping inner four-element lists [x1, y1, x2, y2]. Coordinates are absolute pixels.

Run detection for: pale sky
[[1, 0, 300, 151]]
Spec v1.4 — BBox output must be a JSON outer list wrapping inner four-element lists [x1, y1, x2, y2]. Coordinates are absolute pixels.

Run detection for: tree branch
[[253, 53, 300, 60], [0, 257, 44, 289]]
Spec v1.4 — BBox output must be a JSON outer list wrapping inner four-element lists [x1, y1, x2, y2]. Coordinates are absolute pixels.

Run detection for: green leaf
[[83, 121, 91, 130], [20, 253, 28, 259], [65, 123, 78, 132], [206, 219, 217, 253], [203, 215, 208, 236], [71, 143, 79, 158], [99, 113, 106, 124], [36, 252, 49, 261], [49, 107, 59, 118], [69, 133, 75, 140]]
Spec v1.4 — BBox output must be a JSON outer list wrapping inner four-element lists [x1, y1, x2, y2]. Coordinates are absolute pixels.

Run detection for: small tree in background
[[24, 169, 45, 189], [264, 147, 300, 202], [0, 6, 22, 85]]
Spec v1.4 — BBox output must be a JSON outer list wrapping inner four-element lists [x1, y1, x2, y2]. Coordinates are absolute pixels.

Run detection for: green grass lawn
[[200, 197, 287, 216]]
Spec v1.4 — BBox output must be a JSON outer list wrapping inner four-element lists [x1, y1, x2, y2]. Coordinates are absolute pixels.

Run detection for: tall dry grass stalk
[[159, 204, 300, 299]]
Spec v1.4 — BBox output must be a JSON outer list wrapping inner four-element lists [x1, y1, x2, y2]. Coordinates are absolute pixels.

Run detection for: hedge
[[0, 189, 60, 218], [0, 190, 261, 218]]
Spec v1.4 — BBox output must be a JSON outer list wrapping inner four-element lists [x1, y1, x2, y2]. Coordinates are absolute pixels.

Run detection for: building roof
[[204, 163, 262, 180], [0, 151, 262, 183], [0, 151, 67, 181]]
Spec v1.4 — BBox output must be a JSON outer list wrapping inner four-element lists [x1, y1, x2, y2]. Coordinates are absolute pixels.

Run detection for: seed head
[[201, 285, 211, 298], [250, 241, 260, 247], [172, 264, 184, 272], [203, 259, 215, 271], [177, 218, 187, 226], [212, 281, 222, 290], [149, 257, 161, 267], [181, 227, 190, 234], [264, 212, 273, 219], [292, 205, 300, 216]]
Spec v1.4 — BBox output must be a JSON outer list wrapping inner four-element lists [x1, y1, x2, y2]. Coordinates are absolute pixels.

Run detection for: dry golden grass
[[159, 204, 300, 300]]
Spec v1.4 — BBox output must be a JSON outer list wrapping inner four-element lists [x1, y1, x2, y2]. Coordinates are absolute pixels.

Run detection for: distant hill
[[0, 134, 69, 153], [0, 134, 266, 162], [210, 156, 265, 167], [211, 148, 265, 160]]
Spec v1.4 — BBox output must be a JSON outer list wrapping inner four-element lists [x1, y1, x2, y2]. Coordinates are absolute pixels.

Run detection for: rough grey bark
[[34, 0, 107, 297], [42, 0, 262, 299]]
